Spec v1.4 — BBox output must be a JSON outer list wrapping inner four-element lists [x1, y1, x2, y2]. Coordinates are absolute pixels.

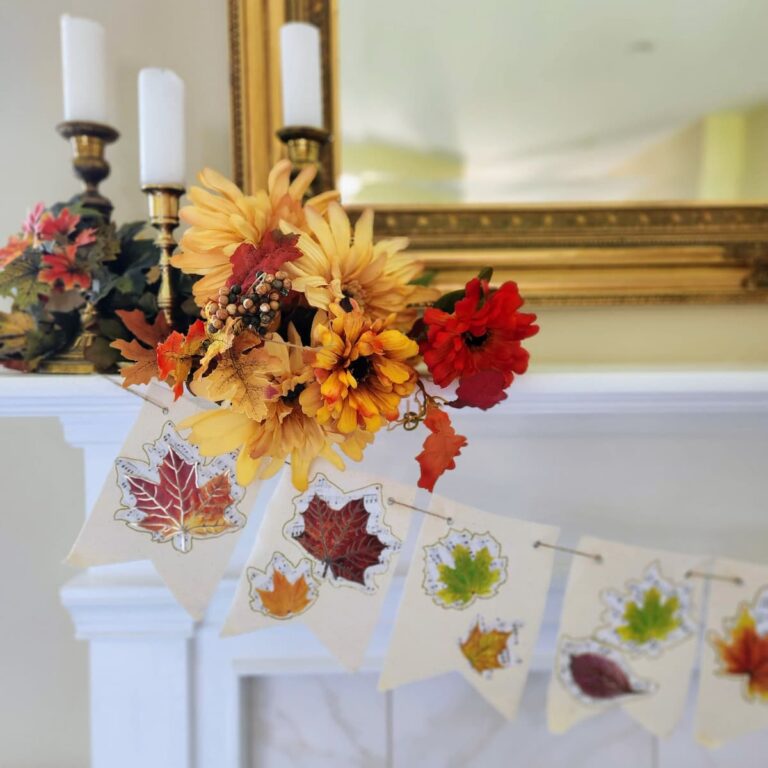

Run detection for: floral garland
[[115, 161, 539, 491], [0, 200, 198, 371]]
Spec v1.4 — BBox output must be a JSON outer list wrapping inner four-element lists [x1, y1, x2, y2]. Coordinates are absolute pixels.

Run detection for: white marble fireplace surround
[[2, 370, 768, 768]]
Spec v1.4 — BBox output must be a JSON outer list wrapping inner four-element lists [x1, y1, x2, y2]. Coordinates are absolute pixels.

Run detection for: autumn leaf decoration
[[558, 638, 656, 703], [156, 320, 207, 399], [115, 424, 245, 552], [711, 606, 768, 700], [416, 404, 468, 492], [248, 554, 318, 619], [459, 616, 520, 675], [287, 477, 400, 590], [424, 530, 507, 608], [111, 308, 171, 387], [616, 587, 682, 645]]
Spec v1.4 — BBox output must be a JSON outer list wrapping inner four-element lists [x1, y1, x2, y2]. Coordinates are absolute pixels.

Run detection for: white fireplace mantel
[[2, 370, 768, 768]]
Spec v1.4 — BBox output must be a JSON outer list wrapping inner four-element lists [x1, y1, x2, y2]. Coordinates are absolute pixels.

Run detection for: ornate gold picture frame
[[229, 0, 768, 305]]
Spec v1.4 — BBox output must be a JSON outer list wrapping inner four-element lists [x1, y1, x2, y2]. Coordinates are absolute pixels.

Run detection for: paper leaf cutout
[[285, 474, 400, 591], [115, 423, 245, 552], [617, 587, 681, 645], [423, 529, 507, 609], [597, 561, 695, 657], [248, 554, 318, 619], [416, 404, 468, 492], [557, 638, 657, 705], [711, 606, 768, 701], [459, 616, 522, 676]]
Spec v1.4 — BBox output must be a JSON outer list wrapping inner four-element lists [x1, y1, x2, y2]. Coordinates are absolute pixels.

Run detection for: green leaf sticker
[[424, 530, 507, 609], [616, 587, 681, 644]]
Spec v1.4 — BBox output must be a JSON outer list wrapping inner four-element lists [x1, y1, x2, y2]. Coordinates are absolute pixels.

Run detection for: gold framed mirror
[[228, 0, 768, 306]]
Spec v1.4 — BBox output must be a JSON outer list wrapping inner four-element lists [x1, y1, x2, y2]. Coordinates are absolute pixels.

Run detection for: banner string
[[685, 569, 743, 586], [387, 497, 454, 524], [99, 374, 170, 415], [533, 540, 603, 563]]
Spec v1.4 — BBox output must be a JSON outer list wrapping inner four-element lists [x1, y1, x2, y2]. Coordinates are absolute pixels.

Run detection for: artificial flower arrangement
[[114, 160, 540, 491], [0, 201, 198, 371]]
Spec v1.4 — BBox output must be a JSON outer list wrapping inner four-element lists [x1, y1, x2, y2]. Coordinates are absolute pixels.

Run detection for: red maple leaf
[[38, 244, 91, 291], [450, 370, 510, 410], [292, 494, 389, 585], [226, 229, 301, 291], [116, 440, 240, 552], [416, 404, 468, 492]]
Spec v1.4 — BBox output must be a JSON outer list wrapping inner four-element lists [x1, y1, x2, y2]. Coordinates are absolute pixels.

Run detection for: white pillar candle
[[138, 68, 186, 186], [280, 22, 323, 128], [60, 15, 108, 123]]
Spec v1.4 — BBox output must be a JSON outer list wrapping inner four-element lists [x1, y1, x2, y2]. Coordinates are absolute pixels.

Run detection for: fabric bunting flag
[[222, 463, 414, 670], [379, 495, 560, 720], [68, 382, 262, 619], [695, 556, 768, 747], [547, 536, 709, 737]]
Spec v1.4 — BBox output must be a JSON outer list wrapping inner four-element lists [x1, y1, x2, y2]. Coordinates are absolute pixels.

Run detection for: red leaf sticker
[[416, 404, 468, 492], [287, 475, 400, 589], [450, 370, 510, 410], [115, 424, 245, 552]]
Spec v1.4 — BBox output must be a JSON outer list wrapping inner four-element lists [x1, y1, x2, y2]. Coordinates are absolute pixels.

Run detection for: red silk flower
[[421, 278, 539, 389]]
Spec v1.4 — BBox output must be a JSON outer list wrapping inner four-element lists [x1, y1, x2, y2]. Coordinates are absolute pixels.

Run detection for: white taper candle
[[138, 68, 186, 186], [60, 15, 108, 123], [280, 22, 323, 128]]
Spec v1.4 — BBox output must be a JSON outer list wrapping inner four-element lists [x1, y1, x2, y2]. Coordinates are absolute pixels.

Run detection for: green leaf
[[616, 587, 682, 644], [436, 545, 501, 605], [0, 257, 49, 308], [477, 266, 494, 282], [409, 269, 438, 287]]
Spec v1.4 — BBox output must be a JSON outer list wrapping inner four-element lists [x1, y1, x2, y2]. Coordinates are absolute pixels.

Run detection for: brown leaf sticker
[[248, 554, 318, 619], [558, 638, 656, 704], [459, 616, 521, 675], [115, 423, 245, 552], [286, 474, 400, 590]]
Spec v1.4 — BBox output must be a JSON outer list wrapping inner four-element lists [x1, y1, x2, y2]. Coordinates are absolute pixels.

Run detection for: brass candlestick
[[57, 120, 119, 218], [38, 121, 119, 374], [277, 126, 331, 197], [142, 185, 184, 327]]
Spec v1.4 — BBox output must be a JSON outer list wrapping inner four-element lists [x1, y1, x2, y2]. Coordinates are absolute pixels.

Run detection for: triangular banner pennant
[[379, 495, 559, 720], [547, 536, 709, 737], [221, 463, 414, 671], [67, 382, 262, 619], [694, 556, 768, 747]]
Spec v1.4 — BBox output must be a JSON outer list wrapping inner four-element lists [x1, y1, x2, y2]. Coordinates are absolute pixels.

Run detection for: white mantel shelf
[[3, 369, 768, 768]]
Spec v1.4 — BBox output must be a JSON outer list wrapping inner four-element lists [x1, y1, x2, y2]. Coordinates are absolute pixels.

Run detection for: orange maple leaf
[[416, 404, 468, 492], [712, 607, 768, 700], [256, 569, 313, 618], [156, 320, 206, 399], [460, 620, 512, 674], [111, 310, 173, 387]]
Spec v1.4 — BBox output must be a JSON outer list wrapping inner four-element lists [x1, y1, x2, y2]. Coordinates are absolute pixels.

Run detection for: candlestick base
[[142, 185, 185, 328], [37, 299, 98, 374], [277, 126, 331, 198], [58, 120, 119, 219]]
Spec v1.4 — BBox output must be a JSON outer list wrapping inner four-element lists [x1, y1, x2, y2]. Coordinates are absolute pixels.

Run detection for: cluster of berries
[[203, 271, 292, 335]]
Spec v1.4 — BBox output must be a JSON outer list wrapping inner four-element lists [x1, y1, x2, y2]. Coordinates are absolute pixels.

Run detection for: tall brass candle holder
[[142, 185, 184, 328], [38, 121, 119, 374], [277, 126, 331, 197]]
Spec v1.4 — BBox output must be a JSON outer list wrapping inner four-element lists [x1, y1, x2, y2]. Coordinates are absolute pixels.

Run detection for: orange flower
[[38, 244, 91, 291], [171, 162, 338, 306], [307, 302, 419, 434], [712, 607, 768, 700]]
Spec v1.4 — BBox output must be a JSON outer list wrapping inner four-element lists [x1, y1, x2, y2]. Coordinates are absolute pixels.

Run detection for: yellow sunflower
[[283, 202, 437, 329], [180, 325, 371, 491], [306, 302, 419, 434], [172, 161, 338, 306]]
